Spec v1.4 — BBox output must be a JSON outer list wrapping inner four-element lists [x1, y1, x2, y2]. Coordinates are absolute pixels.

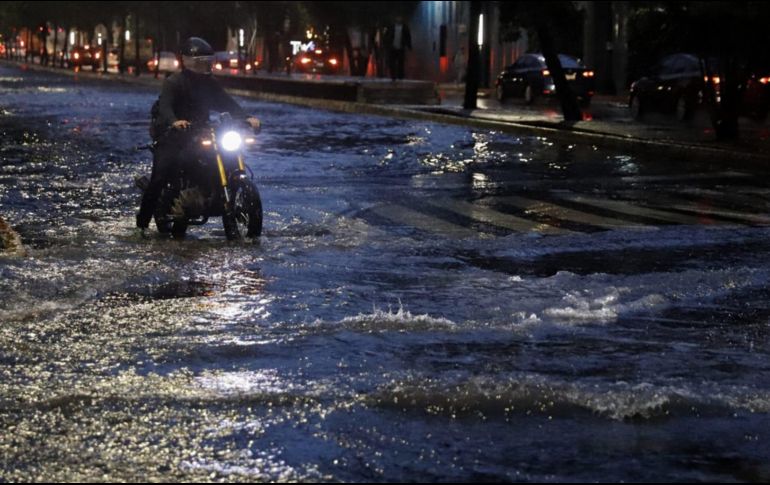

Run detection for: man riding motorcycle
[[136, 37, 260, 234]]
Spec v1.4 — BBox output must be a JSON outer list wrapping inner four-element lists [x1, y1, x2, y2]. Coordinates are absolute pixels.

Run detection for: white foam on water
[[490, 266, 769, 327], [340, 304, 456, 329]]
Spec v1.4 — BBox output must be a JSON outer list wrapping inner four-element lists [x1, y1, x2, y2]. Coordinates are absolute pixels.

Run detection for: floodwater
[[1, 65, 770, 481]]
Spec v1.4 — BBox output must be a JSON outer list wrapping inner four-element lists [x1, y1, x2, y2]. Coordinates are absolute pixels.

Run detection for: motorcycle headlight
[[220, 131, 242, 152]]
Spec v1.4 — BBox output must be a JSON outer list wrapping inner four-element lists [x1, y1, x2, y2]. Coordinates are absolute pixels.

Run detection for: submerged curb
[[3, 60, 768, 165]]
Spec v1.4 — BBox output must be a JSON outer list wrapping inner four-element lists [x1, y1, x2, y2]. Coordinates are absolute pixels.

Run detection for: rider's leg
[[136, 137, 182, 228]]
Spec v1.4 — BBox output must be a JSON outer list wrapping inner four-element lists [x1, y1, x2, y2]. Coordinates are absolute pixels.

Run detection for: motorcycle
[[136, 113, 263, 240]]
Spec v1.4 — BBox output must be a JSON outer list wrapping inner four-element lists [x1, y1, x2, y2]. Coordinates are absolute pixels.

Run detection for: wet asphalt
[[2, 65, 770, 482]]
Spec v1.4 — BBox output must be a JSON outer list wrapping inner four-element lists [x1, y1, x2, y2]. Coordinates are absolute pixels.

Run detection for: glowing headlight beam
[[221, 131, 243, 151]]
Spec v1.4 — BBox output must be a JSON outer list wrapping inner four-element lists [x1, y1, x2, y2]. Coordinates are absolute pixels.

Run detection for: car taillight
[[760, 77, 770, 85], [301, 57, 312, 64], [246, 64, 252, 70], [174, 60, 179, 67], [583, 71, 594, 78], [215, 63, 223, 70], [329, 58, 338, 66], [73, 53, 80, 60], [542, 69, 550, 77]]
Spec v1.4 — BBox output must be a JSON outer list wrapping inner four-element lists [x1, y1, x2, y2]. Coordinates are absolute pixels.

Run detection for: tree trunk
[[118, 19, 126, 74], [154, 7, 161, 79], [101, 23, 109, 74], [42, 26, 50, 66], [134, 14, 140, 76], [25, 29, 31, 62], [463, 0, 482, 110], [61, 27, 69, 68], [51, 23, 59, 68], [713, 55, 741, 141]]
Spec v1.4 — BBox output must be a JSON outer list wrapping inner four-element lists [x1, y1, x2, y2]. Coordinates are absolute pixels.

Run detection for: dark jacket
[[157, 69, 247, 130]]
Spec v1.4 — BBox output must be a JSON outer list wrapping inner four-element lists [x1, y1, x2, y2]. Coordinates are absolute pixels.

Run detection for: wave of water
[[369, 374, 770, 421]]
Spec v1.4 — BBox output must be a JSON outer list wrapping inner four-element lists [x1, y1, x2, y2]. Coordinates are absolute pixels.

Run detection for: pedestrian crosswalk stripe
[[490, 195, 653, 230], [730, 187, 770, 199], [426, 198, 573, 235], [558, 194, 706, 225], [677, 187, 770, 211], [367, 188, 770, 239], [618, 190, 770, 225], [371, 204, 482, 239], [617, 171, 752, 184], [647, 201, 770, 225]]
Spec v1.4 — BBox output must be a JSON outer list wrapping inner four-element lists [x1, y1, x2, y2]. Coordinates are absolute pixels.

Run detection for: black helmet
[[179, 37, 214, 57], [180, 37, 214, 74]]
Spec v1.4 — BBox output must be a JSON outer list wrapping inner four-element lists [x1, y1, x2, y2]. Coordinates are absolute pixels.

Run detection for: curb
[[3, 59, 769, 164]]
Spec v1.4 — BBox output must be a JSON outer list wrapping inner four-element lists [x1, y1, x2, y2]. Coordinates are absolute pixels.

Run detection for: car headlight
[[220, 131, 242, 152]]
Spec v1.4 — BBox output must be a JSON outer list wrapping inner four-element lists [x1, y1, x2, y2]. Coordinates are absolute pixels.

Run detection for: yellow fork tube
[[216, 153, 231, 204], [212, 128, 231, 204], [237, 155, 245, 171], [216, 153, 228, 187]]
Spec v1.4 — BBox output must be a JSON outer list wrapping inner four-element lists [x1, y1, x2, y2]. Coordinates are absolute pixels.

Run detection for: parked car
[[628, 53, 718, 121], [292, 48, 340, 75], [147, 51, 179, 73], [495, 53, 595, 105], [69, 45, 101, 70], [213, 51, 257, 73]]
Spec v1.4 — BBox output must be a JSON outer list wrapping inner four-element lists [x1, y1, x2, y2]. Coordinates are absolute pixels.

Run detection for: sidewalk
[[430, 83, 770, 163]]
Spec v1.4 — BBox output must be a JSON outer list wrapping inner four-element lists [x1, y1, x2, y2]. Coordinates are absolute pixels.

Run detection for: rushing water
[[1, 66, 770, 481]]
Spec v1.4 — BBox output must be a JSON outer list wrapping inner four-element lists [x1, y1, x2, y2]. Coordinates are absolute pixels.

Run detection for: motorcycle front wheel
[[223, 179, 263, 240]]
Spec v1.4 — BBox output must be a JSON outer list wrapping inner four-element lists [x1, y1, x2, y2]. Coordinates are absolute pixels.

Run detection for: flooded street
[[2, 65, 770, 481]]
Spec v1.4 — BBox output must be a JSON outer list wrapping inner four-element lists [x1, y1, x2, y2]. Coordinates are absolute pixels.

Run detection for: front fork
[[212, 129, 246, 207]]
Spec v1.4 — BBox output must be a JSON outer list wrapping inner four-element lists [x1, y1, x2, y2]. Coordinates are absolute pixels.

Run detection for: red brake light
[[301, 57, 312, 64], [760, 77, 770, 85], [583, 71, 594, 78], [329, 58, 338, 66], [215, 63, 223, 70]]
